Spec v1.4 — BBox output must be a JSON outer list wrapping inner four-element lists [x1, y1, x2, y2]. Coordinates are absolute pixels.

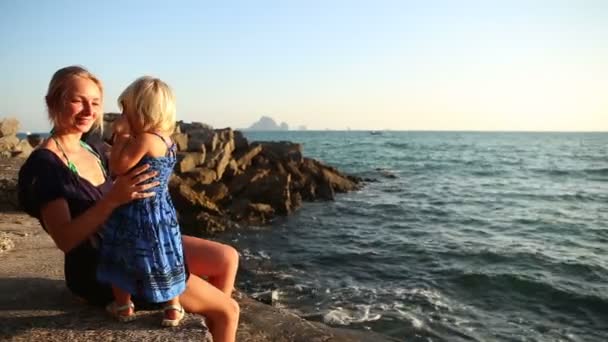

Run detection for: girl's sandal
[[161, 304, 185, 327], [106, 301, 136, 322]]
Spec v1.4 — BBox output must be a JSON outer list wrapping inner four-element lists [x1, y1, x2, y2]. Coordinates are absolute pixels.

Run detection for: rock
[[223, 159, 239, 178], [0, 178, 19, 211], [193, 182, 230, 203], [92, 114, 363, 231], [233, 130, 249, 151], [251, 290, 280, 306], [177, 121, 213, 135], [171, 133, 188, 151], [239, 173, 293, 215], [0, 232, 14, 254], [299, 158, 362, 200], [176, 152, 205, 174], [12, 140, 33, 158], [229, 200, 275, 224], [0, 136, 19, 155], [228, 168, 271, 196], [183, 167, 217, 185], [205, 140, 235, 181], [26, 134, 43, 148], [187, 136, 209, 153], [254, 141, 303, 163], [170, 181, 222, 216], [191, 211, 234, 234], [215, 128, 234, 146], [182, 124, 217, 153], [235, 144, 263, 170], [0, 118, 19, 137]]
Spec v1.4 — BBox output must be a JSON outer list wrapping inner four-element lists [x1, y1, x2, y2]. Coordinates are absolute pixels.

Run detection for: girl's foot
[[161, 304, 185, 327], [106, 301, 136, 322]]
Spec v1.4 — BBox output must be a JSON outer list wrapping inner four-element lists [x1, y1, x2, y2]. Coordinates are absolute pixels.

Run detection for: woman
[[17, 66, 239, 342]]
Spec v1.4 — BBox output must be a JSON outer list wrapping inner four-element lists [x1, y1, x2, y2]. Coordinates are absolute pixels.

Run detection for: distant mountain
[[247, 116, 289, 131]]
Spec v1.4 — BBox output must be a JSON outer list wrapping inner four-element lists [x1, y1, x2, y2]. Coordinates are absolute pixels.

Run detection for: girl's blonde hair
[[118, 76, 176, 134], [45, 65, 104, 130]]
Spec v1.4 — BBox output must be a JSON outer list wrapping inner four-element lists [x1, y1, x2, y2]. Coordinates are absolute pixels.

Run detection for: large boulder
[[176, 152, 205, 174], [12, 140, 33, 159], [0, 136, 19, 156], [193, 182, 230, 203], [177, 121, 213, 135], [183, 167, 217, 185], [234, 144, 263, 170], [237, 173, 294, 215], [0, 118, 19, 137], [171, 132, 188, 151], [229, 199, 275, 224], [253, 141, 303, 163], [205, 140, 235, 181], [169, 178, 223, 217]]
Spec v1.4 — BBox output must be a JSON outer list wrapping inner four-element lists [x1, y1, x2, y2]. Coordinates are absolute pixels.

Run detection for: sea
[[210, 131, 608, 342]]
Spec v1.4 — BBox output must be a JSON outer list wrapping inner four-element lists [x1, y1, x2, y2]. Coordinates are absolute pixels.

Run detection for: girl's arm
[[110, 134, 149, 175], [40, 165, 159, 252]]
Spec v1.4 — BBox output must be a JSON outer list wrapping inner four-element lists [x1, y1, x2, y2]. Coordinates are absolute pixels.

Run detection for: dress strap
[[149, 132, 176, 157]]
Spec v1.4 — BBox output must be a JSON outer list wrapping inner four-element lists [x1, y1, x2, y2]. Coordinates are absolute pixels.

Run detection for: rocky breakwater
[[102, 114, 363, 235], [0, 117, 36, 159], [0, 118, 40, 213]]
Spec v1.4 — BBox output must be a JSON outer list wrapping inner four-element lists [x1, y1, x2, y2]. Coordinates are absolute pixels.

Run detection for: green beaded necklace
[[51, 136, 107, 178]]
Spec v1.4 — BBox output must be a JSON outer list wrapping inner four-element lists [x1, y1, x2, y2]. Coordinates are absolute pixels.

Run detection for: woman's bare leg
[[180, 274, 239, 342], [182, 235, 239, 295]]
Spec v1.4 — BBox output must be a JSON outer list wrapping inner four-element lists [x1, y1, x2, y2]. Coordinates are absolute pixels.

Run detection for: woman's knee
[[223, 245, 239, 270], [211, 297, 239, 323], [228, 298, 240, 320]]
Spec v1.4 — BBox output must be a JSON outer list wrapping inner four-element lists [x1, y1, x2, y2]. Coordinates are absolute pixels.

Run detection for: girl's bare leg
[[111, 286, 134, 317]]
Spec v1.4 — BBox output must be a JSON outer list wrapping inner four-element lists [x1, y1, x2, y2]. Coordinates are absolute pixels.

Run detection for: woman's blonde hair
[[118, 76, 176, 134], [45, 65, 104, 130]]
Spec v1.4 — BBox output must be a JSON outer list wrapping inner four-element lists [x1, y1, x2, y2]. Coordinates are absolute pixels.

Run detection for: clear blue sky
[[1, 0, 607, 131]]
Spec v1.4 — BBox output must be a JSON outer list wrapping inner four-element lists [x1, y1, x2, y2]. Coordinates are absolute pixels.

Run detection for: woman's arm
[[40, 164, 159, 253]]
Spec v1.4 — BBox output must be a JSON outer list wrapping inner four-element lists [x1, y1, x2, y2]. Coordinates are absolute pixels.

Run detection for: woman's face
[[56, 76, 102, 133]]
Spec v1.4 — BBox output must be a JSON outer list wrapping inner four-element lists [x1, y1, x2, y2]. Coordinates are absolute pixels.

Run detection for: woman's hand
[[106, 164, 160, 208]]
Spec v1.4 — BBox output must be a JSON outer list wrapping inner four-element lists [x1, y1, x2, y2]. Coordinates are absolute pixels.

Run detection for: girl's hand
[[106, 164, 160, 207]]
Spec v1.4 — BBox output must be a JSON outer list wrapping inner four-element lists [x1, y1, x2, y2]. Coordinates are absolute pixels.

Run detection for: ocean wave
[[498, 191, 603, 203], [322, 304, 382, 326], [451, 272, 608, 318], [531, 167, 608, 178]]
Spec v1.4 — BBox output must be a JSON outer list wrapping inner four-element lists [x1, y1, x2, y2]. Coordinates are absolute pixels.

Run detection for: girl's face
[[56, 77, 102, 134]]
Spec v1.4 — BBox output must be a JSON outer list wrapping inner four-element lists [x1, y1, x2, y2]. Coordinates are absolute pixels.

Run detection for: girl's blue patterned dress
[[97, 139, 186, 303]]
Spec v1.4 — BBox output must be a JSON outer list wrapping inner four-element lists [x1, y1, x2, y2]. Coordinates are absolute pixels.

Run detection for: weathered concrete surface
[[0, 212, 395, 342]]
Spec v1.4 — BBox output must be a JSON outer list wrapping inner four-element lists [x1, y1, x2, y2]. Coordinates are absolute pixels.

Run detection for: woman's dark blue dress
[[96, 139, 186, 303]]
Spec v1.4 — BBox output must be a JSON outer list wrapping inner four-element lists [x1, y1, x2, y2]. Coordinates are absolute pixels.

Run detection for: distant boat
[[369, 130, 382, 135]]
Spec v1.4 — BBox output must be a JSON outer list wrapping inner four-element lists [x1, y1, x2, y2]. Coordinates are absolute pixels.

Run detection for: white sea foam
[[322, 305, 382, 326], [258, 250, 271, 259], [395, 309, 424, 329]]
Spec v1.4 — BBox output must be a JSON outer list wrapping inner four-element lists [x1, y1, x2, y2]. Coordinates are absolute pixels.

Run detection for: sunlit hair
[[118, 76, 176, 134], [45, 65, 104, 131]]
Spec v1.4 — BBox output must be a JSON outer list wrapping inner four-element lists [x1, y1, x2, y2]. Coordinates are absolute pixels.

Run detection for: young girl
[[96, 76, 187, 327]]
